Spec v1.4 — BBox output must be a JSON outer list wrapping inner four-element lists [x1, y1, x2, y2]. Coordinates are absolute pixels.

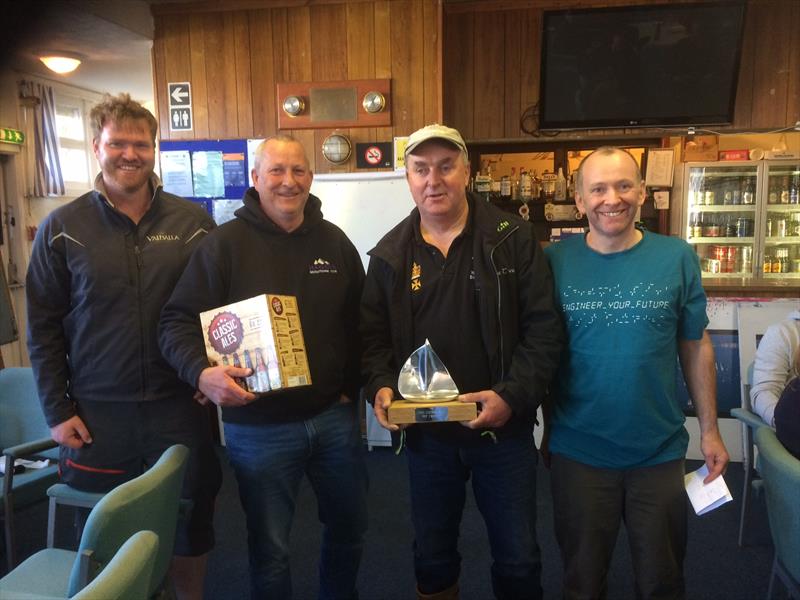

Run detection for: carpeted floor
[[4, 445, 777, 600]]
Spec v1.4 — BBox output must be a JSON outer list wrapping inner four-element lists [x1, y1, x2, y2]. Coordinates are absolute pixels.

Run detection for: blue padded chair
[[730, 363, 767, 547], [0, 367, 59, 571], [755, 426, 800, 599], [0, 444, 188, 599]]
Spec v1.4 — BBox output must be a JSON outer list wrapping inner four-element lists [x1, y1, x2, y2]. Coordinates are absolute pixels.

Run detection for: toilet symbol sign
[[170, 108, 192, 131], [168, 82, 192, 131]]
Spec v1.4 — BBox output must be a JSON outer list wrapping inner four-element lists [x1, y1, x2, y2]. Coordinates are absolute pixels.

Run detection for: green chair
[[730, 364, 767, 547], [0, 444, 188, 599], [0, 367, 59, 571], [72, 530, 159, 600], [755, 426, 800, 598]]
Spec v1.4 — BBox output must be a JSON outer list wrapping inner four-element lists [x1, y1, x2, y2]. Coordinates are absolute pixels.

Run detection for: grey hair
[[252, 135, 309, 172]]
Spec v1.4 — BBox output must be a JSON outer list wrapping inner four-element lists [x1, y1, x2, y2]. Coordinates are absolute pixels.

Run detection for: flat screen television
[[538, 2, 746, 131]]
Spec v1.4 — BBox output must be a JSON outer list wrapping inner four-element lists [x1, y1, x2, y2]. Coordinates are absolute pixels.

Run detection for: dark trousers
[[550, 454, 687, 600], [407, 432, 542, 600]]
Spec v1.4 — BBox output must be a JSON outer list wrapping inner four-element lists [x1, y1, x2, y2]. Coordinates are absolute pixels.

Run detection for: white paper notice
[[160, 151, 194, 197], [684, 464, 733, 516]]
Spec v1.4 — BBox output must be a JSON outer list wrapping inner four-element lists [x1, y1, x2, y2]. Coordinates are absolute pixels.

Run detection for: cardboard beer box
[[200, 294, 312, 394], [388, 399, 477, 425]]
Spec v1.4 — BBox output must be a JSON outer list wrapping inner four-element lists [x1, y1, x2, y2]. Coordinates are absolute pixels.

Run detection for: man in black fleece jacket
[[159, 136, 367, 600]]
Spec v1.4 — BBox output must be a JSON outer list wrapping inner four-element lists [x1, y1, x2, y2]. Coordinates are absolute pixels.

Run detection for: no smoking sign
[[356, 142, 392, 169]]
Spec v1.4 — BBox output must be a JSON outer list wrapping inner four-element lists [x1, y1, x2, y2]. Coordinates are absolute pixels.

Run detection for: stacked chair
[[0, 367, 59, 570], [0, 444, 188, 599]]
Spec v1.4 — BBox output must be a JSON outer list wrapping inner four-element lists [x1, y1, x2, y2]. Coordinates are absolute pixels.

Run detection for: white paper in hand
[[683, 464, 733, 516]]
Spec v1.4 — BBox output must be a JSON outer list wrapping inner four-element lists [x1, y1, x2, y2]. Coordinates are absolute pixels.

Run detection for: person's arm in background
[[679, 331, 730, 483], [750, 321, 798, 427], [25, 218, 92, 448]]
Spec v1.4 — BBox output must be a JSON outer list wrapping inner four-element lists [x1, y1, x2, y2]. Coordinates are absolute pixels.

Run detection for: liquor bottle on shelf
[[500, 175, 512, 201], [697, 177, 707, 206], [723, 181, 733, 205], [531, 170, 542, 201], [519, 170, 532, 202], [704, 178, 715, 205], [790, 173, 799, 204], [768, 178, 779, 204], [724, 213, 737, 238], [541, 170, 556, 200], [780, 175, 791, 204], [742, 177, 755, 205], [555, 167, 567, 201], [511, 168, 520, 201]]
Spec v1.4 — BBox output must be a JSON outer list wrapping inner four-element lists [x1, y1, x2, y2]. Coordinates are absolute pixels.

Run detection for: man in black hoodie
[[159, 136, 367, 600]]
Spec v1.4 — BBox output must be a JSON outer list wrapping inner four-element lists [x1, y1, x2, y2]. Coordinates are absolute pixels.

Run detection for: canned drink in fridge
[[776, 218, 787, 237], [704, 258, 722, 274], [725, 246, 738, 273]]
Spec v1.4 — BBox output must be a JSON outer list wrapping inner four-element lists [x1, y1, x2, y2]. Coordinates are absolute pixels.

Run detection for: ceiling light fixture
[[39, 53, 82, 74]]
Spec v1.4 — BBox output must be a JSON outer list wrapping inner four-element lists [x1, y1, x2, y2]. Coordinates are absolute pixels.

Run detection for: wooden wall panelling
[[152, 22, 170, 138], [188, 13, 210, 139], [785, 0, 800, 124], [232, 12, 254, 138], [732, 0, 757, 129], [390, 1, 423, 137], [160, 15, 192, 140], [373, 1, 393, 146], [472, 11, 505, 139], [442, 11, 474, 138], [202, 13, 239, 138], [271, 8, 290, 84], [249, 9, 277, 138], [750, 1, 790, 128], [311, 4, 349, 173], [503, 11, 523, 138], [519, 9, 541, 134], [347, 2, 377, 166], [422, 0, 441, 126], [283, 7, 316, 170]]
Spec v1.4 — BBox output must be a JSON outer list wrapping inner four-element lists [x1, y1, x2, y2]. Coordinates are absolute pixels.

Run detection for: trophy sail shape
[[398, 339, 459, 403]]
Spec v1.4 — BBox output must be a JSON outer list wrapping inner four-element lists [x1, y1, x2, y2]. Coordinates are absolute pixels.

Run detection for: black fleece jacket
[[159, 189, 365, 424], [360, 193, 564, 440], [26, 182, 214, 427]]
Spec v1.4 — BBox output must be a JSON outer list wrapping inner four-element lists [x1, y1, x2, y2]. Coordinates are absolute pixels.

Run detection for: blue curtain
[[19, 80, 65, 196]]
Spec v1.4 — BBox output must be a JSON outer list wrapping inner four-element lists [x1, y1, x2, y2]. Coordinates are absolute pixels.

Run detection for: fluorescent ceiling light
[[40, 55, 82, 74]]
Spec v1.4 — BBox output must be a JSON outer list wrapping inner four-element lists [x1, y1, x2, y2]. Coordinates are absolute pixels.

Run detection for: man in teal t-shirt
[[544, 147, 729, 599]]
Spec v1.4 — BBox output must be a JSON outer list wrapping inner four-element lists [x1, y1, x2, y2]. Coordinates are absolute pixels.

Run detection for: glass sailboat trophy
[[397, 339, 459, 402]]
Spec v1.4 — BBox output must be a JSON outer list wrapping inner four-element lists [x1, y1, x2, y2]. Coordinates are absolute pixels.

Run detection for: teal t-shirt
[[544, 230, 708, 469]]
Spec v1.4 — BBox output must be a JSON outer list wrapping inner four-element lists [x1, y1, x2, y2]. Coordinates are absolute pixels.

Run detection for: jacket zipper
[[488, 225, 519, 380], [134, 238, 147, 400]]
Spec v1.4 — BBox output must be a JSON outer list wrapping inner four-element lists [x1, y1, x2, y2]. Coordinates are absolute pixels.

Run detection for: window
[[54, 94, 96, 195]]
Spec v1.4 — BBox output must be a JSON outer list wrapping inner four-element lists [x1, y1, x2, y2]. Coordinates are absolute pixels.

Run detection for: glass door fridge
[[761, 160, 800, 280], [683, 160, 800, 283]]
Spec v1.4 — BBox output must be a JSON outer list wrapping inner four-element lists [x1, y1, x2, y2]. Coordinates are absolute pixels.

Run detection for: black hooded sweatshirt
[[159, 188, 365, 424]]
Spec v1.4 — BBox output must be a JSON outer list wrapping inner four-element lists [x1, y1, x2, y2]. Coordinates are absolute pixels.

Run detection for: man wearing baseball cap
[[361, 124, 563, 599]]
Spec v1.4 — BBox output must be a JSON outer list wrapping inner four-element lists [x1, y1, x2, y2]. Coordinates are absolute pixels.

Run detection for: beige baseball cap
[[404, 123, 468, 159]]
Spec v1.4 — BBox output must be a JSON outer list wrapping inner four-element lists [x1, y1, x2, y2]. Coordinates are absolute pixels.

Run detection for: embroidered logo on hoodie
[[309, 258, 338, 275]]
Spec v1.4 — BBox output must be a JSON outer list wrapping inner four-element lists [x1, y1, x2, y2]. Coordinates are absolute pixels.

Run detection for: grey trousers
[[550, 454, 687, 600]]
